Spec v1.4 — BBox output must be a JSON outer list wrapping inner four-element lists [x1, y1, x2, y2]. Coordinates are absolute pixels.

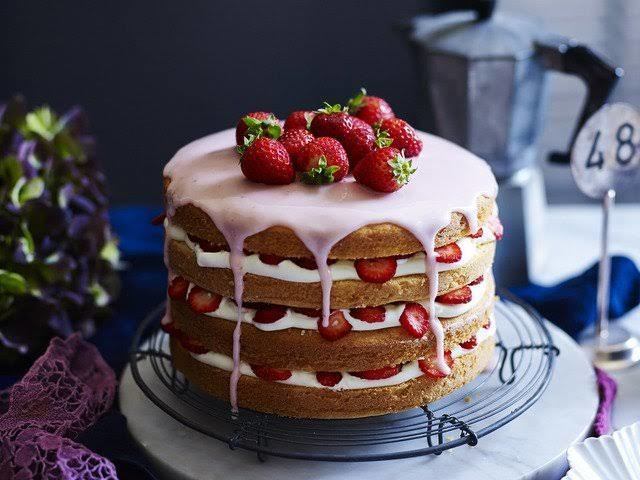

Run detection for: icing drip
[[163, 128, 498, 409], [228, 247, 245, 413], [425, 233, 448, 373], [314, 247, 333, 328]]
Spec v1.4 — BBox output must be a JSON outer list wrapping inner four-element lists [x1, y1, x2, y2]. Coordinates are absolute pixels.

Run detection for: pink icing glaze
[[163, 128, 497, 410]]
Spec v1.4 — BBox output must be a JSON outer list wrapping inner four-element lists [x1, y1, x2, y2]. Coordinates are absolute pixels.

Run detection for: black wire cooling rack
[[128, 289, 559, 462]]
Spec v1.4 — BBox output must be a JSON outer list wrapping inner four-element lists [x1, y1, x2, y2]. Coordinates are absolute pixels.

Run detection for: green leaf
[[265, 123, 281, 139], [18, 177, 44, 204], [388, 151, 417, 187], [19, 222, 35, 262], [24, 107, 63, 141], [55, 130, 85, 161], [0, 270, 27, 295], [237, 115, 281, 153], [89, 282, 110, 307], [236, 133, 256, 155], [9, 177, 26, 207], [303, 112, 315, 130], [0, 156, 23, 190], [301, 156, 339, 185], [346, 87, 367, 114], [316, 102, 347, 114], [374, 125, 393, 148], [100, 239, 121, 268], [243, 116, 263, 128]]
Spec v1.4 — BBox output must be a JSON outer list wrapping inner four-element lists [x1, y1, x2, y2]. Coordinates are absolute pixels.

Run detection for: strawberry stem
[[237, 114, 281, 154], [316, 102, 347, 114], [346, 87, 367, 114], [388, 151, 416, 186], [301, 156, 340, 185], [374, 125, 393, 148]]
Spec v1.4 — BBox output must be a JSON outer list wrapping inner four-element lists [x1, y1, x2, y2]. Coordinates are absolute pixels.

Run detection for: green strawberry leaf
[[388, 151, 417, 186], [238, 115, 282, 154], [374, 125, 393, 148], [301, 156, 339, 185], [346, 87, 367, 114], [236, 133, 256, 155], [303, 112, 315, 130], [316, 102, 347, 115]]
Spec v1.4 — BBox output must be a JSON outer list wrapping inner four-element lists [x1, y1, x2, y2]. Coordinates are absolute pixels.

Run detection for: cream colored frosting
[[180, 275, 491, 331], [166, 221, 495, 282], [189, 318, 496, 391]]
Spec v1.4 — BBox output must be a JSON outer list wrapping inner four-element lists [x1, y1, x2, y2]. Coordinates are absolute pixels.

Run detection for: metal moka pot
[[404, 0, 621, 179]]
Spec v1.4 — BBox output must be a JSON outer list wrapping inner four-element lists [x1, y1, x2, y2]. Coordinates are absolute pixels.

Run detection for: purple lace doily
[[0, 334, 118, 480]]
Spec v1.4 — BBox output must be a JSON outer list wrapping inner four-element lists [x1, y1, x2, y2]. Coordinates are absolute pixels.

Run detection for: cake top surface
[[164, 128, 497, 250]]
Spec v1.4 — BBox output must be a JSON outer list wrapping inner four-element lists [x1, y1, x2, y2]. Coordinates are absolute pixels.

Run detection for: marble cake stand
[[119, 322, 597, 480]]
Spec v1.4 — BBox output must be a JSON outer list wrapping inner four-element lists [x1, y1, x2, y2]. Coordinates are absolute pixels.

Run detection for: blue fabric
[[89, 206, 166, 374], [511, 256, 640, 339]]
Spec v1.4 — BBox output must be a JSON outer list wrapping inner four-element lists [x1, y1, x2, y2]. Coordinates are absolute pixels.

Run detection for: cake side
[[161, 120, 500, 418]]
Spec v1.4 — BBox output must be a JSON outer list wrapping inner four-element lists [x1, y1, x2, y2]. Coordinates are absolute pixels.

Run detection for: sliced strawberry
[[418, 351, 454, 379], [291, 307, 322, 318], [317, 311, 352, 341], [487, 216, 504, 241], [188, 234, 228, 253], [316, 371, 343, 387], [251, 365, 292, 381], [292, 257, 317, 270], [435, 243, 462, 263], [292, 257, 336, 270], [258, 253, 285, 265], [350, 364, 401, 380], [151, 212, 166, 226], [436, 286, 472, 305], [161, 320, 180, 336], [350, 306, 386, 323], [469, 275, 484, 286], [399, 303, 430, 338], [253, 305, 287, 324], [482, 320, 492, 330], [469, 228, 483, 239], [460, 336, 478, 350], [187, 286, 222, 313], [354, 257, 397, 283], [168, 276, 189, 301], [180, 336, 209, 355]]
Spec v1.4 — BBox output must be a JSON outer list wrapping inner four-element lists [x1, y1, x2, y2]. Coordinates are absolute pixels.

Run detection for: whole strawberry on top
[[278, 128, 315, 164], [379, 118, 423, 157], [347, 88, 395, 126], [309, 103, 354, 141], [342, 117, 393, 167], [284, 110, 315, 131], [241, 137, 295, 185], [296, 137, 349, 184], [235, 112, 281, 152], [353, 147, 416, 193]]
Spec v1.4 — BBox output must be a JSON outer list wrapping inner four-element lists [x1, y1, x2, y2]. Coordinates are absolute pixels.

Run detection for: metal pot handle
[[537, 39, 623, 164]]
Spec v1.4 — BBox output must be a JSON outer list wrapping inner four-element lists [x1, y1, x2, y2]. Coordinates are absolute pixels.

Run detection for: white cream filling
[[166, 222, 494, 283], [189, 317, 496, 391], [182, 276, 489, 331]]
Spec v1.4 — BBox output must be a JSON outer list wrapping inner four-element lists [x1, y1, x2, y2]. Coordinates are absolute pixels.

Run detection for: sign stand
[[571, 103, 640, 370]]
